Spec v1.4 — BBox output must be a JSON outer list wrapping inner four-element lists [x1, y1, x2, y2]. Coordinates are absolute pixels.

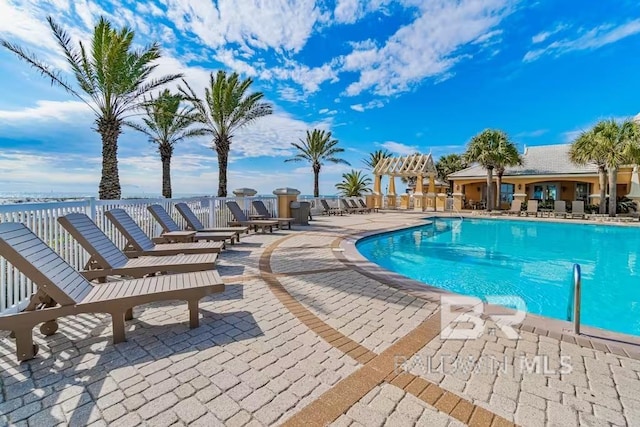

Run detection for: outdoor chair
[[570, 201, 585, 219], [553, 201, 567, 218], [148, 204, 239, 244], [349, 199, 370, 213], [320, 199, 344, 215], [340, 198, 364, 214], [358, 198, 377, 213], [0, 222, 224, 361], [505, 200, 522, 216], [58, 213, 218, 281], [251, 200, 294, 229], [524, 200, 539, 217], [105, 209, 225, 257], [225, 201, 280, 232], [174, 203, 249, 239]]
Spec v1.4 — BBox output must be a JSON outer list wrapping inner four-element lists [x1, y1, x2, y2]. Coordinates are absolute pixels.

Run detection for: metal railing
[[0, 195, 278, 315], [567, 264, 582, 334]]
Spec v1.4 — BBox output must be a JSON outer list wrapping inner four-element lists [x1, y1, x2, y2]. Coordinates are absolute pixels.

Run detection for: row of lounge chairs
[[503, 200, 587, 219], [321, 198, 376, 215], [0, 201, 295, 361]]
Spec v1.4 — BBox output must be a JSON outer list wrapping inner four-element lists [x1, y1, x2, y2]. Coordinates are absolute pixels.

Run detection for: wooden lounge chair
[[570, 201, 585, 219], [320, 199, 344, 215], [251, 200, 294, 229], [505, 200, 522, 216], [58, 213, 218, 281], [147, 204, 239, 244], [553, 201, 567, 218], [105, 209, 225, 257], [341, 198, 364, 214], [524, 200, 539, 217], [0, 222, 224, 361], [174, 203, 249, 238], [358, 198, 377, 213], [225, 201, 280, 232], [349, 199, 370, 213]]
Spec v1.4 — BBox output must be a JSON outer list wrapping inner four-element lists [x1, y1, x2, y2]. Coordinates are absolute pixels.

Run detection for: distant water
[[0, 192, 334, 205]]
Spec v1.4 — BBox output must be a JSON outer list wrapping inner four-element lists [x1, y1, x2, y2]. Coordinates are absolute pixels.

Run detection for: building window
[[576, 183, 590, 201], [500, 184, 515, 203]]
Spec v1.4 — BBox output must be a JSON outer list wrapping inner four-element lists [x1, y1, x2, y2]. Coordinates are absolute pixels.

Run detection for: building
[[448, 144, 635, 210]]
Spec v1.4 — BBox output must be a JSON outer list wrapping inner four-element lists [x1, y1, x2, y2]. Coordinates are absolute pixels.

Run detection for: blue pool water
[[357, 218, 640, 337]]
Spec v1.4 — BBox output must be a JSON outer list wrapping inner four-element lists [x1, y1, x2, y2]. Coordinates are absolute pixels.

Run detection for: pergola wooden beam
[[373, 153, 436, 177]]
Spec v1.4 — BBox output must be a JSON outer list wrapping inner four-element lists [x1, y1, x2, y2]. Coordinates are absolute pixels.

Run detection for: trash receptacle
[[290, 201, 310, 225]]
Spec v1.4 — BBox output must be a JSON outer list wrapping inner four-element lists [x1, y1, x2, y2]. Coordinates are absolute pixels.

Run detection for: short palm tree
[[285, 129, 350, 197], [464, 129, 513, 211], [126, 90, 206, 198], [569, 129, 608, 214], [435, 154, 468, 192], [335, 170, 372, 196], [180, 71, 273, 197], [593, 119, 640, 216], [362, 149, 392, 169], [493, 143, 523, 208], [1, 17, 181, 199]]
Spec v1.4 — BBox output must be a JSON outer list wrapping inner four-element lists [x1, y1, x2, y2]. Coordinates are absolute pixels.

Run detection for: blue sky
[[0, 0, 639, 197]]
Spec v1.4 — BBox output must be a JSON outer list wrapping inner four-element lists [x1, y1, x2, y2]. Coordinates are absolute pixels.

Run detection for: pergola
[[372, 153, 438, 210]]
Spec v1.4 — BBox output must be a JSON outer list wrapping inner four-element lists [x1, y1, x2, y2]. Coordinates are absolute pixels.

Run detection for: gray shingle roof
[[448, 144, 598, 179]]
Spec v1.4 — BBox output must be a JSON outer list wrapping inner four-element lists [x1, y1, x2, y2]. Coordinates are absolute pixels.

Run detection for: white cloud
[[163, 0, 325, 54], [341, 0, 515, 96], [318, 108, 338, 115], [0, 100, 92, 122], [379, 141, 420, 155], [524, 19, 640, 62], [350, 99, 385, 112], [531, 23, 569, 44], [333, 0, 394, 24]]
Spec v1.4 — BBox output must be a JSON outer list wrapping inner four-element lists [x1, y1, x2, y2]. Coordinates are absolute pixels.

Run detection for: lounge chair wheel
[[40, 320, 59, 336]]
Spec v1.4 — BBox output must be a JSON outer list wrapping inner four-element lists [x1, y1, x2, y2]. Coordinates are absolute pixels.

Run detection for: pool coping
[[335, 218, 640, 360]]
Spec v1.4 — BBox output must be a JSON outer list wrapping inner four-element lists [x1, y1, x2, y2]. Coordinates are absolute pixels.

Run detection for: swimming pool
[[357, 218, 640, 337]]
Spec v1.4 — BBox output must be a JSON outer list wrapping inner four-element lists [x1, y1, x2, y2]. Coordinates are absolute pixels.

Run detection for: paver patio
[[1, 212, 640, 426]]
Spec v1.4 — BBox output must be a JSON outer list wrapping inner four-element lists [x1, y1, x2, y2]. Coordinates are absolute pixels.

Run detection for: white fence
[[0, 196, 278, 315]]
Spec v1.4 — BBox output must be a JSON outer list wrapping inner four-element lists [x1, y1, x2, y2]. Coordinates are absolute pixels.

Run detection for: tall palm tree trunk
[[313, 164, 321, 197], [216, 139, 230, 197], [608, 167, 618, 217], [160, 148, 173, 198], [486, 167, 494, 212], [598, 166, 607, 214], [97, 118, 122, 200], [495, 172, 503, 209]]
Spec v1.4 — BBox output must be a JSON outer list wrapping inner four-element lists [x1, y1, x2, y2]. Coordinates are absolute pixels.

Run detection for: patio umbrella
[[626, 166, 640, 210]]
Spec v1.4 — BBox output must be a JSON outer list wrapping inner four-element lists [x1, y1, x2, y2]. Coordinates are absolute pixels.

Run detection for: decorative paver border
[[257, 231, 515, 426], [333, 220, 640, 360]]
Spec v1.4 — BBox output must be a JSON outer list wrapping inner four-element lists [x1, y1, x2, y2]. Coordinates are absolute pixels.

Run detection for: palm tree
[[493, 143, 523, 208], [1, 17, 181, 199], [464, 129, 512, 212], [435, 154, 468, 192], [362, 149, 391, 169], [285, 129, 350, 197], [335, 170, 372, 196], [569, 129, 608, 214], [179, 71, 273, 197], [593, 119, 640, 216], [126, 90, 206, 198]]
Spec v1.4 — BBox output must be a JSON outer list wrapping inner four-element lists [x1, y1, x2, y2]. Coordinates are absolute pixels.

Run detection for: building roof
[[448, 144, 598, 179]]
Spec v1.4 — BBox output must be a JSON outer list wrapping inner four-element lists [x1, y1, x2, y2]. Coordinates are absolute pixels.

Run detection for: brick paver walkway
[[1, 212, 639, 426]]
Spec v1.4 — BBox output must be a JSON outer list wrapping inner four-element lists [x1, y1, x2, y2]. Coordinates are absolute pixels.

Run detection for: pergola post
[[414, 175, 424, 211], [387, 176, 397, 209], [373, 174, 383, 210], [426, 173, 436, 211]]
